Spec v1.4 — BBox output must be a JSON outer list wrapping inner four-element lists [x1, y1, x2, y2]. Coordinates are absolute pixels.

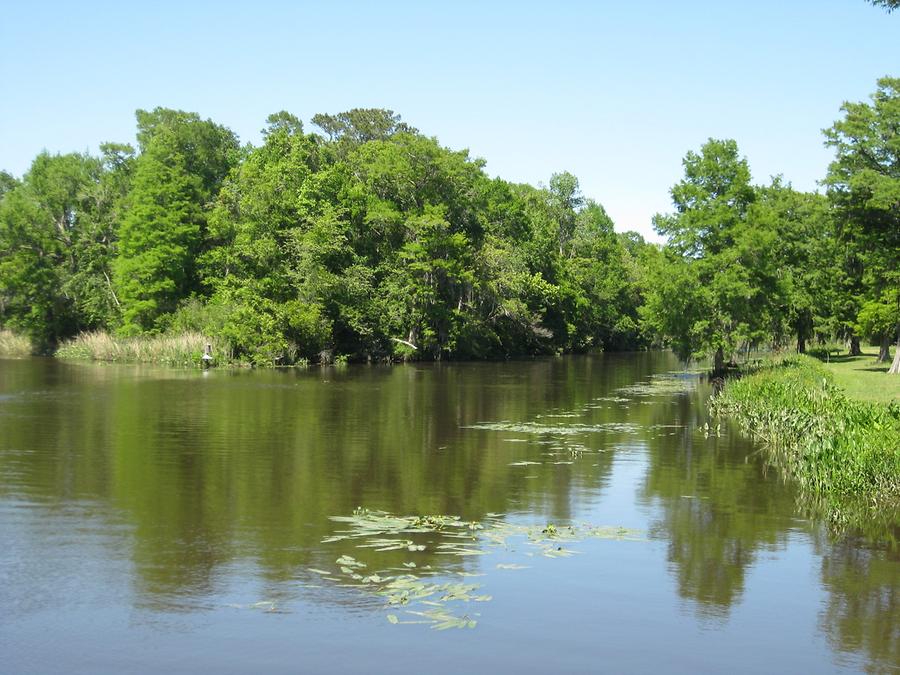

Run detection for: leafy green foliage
[[0, 151, 119, 349], [645, 139, 783, 369], [114, 109, 239, 335], [824, 77, 900, 365], [641, 96, 899, 373], [190, 110, 653, 363], [868, 0, 900, 11], [6, 80, 895, 368], [114, 129, 203, 334]]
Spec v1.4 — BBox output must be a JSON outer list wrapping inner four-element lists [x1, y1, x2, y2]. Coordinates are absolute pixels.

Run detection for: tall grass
[[56, 331, 226, 367], [0, 329, 32, 357], [710, 355, 900, 536]]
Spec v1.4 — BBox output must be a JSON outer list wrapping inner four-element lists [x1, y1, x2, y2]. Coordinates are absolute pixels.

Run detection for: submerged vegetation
[[710, 355, 900, 533]]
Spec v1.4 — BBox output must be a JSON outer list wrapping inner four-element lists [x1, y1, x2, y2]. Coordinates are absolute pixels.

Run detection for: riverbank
[[32, 330, 609, 368], [55, 331, 226, 368], [710, 354, 900, 534]]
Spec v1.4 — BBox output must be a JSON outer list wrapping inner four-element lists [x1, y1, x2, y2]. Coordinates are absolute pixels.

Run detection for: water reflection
[[0, 354, 897, 672], [1, 357, 648, 602], [819, 537, 900, 670], [638, 387, 798, 614]]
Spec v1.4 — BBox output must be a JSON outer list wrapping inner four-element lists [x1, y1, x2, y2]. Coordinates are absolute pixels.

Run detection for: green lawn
[[815, 348, 900, 404]]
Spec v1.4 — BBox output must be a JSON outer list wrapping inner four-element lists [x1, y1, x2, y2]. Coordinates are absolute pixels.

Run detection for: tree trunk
[[890, 335, 900, 375], [713, 347, 725, 376], [849, 335, 862, 356], [877, 333, 891, 362], [889, 346, 900, 374]]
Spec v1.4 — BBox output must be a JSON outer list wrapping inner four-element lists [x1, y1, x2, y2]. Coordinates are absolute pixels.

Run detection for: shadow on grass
[[808, 352, 855, 363], [809, 352, 891, 370]]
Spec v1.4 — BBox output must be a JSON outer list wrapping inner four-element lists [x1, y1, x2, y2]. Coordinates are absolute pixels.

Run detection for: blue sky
[[1, 1, 897, 241]]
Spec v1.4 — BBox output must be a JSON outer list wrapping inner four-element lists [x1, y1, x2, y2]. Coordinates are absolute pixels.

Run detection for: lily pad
[[314, 509, 645, 632]]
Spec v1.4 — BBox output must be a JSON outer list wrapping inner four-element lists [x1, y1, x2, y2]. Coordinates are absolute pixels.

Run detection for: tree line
[[644, 77, 898, 374], [0, 78, 897, 371]]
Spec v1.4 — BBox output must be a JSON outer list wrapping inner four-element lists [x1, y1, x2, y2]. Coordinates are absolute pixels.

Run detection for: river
[[0, 354, 896, 673]]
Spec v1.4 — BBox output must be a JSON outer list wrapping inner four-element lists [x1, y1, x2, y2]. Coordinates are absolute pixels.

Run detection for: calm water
[[0, 354, 897, 673]]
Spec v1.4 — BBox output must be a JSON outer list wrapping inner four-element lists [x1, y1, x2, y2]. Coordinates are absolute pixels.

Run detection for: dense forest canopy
[[1, 77, 898, 372]]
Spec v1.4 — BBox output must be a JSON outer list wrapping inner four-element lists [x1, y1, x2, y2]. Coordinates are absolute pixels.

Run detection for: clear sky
[[1, 1, 897, 241]]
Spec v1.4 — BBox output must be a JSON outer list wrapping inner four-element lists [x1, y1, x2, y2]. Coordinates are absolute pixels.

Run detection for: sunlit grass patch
[[56, 330, 225, 367], [813, 347, 899, 404], [0, 329, 32, 357]]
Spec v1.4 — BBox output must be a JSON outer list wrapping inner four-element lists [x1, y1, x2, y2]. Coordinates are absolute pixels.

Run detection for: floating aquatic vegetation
[[225, 600, 283, 613], [310, 509, 643, 630], [389, 608, 479, 630], [336, 555, 366, 568], [701, 421, 722, 438], [324, 509, 482, 544], [613, 373, 698, 397], [465, 421, 639, 435]]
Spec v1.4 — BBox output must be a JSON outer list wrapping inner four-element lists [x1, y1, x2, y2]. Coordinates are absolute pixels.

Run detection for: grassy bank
[[0, 329, 32, 357], [56, 331, 226, 368], [812, 347, 899, 404], [710, 355, 900, 534]]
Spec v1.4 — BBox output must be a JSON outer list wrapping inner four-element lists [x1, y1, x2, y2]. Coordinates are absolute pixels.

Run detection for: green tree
[[114, 129, 202, 334], [548, 171, 584, 256], [753, 181, 833, 353], [566, 202, 642, 350], [202, 111, 339, 362], [134, 108, 240, 202], [115, 109, 239, 334], [311, 108, 416, 160], [648, 139, 778, 373], [0, 171, 18, 199], [824, 77, 900, 372], [868, 0, 900, 11], [0, 152, 104, 349], [65, 143, 135, 329]]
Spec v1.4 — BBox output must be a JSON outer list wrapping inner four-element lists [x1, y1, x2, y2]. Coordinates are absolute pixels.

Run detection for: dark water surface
[[0, 354, 897, 673]]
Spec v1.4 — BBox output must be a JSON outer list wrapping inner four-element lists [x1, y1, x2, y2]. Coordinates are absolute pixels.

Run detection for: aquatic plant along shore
[[55, 331, 226, 367], [710, 354, 900, 533], [0, 328, 31, 356]]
